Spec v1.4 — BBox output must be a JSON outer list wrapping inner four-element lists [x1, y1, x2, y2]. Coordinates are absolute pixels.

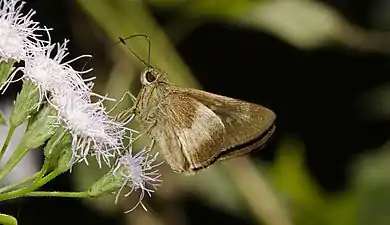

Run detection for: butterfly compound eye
[[141, 69, 157, 85], [146, 70, 156, 82]]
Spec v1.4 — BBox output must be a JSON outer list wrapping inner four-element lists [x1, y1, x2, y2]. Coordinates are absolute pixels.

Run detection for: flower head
[[0, 0, 49, 62], [12, 40, 94, 103], [113, 145, 162, 212], [51, 91, 130, 168]]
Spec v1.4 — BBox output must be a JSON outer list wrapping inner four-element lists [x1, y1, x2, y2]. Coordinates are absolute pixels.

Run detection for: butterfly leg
[[136, 119, 158, 169], [143, 139, 157, 169], [108, 91, 138, 124], [116, 108, 136, 124], [107, 91, 137, 114], [129, 118, 156, 145], [125, 120, 157, 170]]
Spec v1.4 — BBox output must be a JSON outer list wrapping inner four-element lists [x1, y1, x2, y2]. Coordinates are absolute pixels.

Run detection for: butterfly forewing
[[146, 93, 226, 174]]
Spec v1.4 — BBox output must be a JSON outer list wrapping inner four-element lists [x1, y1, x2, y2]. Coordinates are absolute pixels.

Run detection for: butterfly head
[[140, 68, 168, 86]]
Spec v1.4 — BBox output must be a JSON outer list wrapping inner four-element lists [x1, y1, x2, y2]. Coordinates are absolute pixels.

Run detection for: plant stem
[[0, 125, 16, 162], [0, 140, 28, 181], [226, 158, 293, 225], [0, 156, 52, 194], [0, 172, 39, 193], [34, 157, 51, 182], [0, 169, 60, 202], [0, 213, 17, 225], [24, 191, 89, 198]]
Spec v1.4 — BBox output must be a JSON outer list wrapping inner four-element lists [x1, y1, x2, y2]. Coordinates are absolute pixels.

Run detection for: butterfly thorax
[[134, 81, 171, 121]]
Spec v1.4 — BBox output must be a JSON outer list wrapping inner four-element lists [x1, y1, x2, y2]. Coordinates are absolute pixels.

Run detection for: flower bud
[[44, 128, 72, 171], [23, 105, 58, 149], [88, 148, 162, 212], [88, 168, 126, 197], [0, 60, 15, 90], [10, 80, 40, 127], [56, 142, 74, 174]]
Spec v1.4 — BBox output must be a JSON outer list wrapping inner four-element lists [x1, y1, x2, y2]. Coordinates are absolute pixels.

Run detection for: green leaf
[[267, 136, 356, 225], [268, 137, 324, 206], [174, 166, 247, 216], [0, 213, 17, 225], [353, 147, 390, 225], [180, 0, 253, 17], [232, 0, 344, 49]]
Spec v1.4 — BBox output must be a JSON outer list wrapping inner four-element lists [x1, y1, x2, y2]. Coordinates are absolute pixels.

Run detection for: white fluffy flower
[[4, 40, 94, 102], [51, 91, 130, 168], [0, 0, 49, 62], [113, 145, 162, 212]]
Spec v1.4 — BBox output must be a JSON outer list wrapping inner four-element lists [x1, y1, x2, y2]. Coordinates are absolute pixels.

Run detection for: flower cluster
[[0, 1, 127, 167], [0, 0, 162, 211]]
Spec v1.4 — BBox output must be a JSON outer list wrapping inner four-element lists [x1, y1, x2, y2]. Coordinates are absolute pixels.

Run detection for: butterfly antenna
[[78, 34, 152, 73], [118, 34, 152, 69]]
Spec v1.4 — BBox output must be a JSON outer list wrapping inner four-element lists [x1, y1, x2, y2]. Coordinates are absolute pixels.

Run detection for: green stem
[[0, 155, 53, 194], [24, 191, 89, 198], [34, 157, 51, 183], [0, 172, 39, 193], [0, 157, 52, 193], [0, 139, 28, 181], [0, 169, 60, 202], [0, 125, 16, 162], [0, 214, 17, 225]]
